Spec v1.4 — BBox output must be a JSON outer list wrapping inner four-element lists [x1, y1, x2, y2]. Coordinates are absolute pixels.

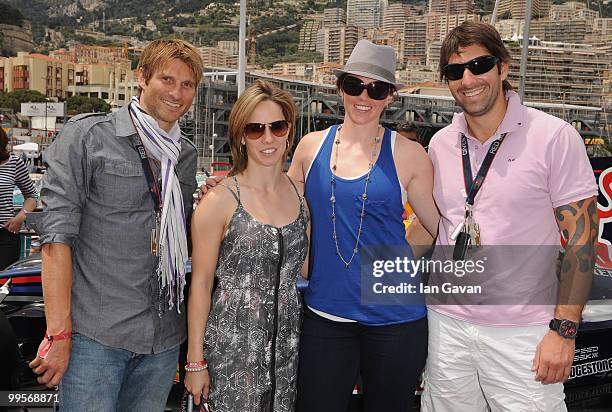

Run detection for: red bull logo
[[593, 159, 612, 271]]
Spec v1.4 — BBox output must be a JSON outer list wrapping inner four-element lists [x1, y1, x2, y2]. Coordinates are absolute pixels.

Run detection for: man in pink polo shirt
[[421, 22, 598, 411]]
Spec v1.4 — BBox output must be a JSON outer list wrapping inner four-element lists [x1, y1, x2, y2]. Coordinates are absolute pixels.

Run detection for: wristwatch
[[549, 318, 579, 339]]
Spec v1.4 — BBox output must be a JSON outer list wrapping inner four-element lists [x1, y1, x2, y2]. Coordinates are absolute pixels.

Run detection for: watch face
[[559, 320, 578, 338]]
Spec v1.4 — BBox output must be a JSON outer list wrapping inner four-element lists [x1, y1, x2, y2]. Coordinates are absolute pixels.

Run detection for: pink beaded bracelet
[[185, 359, 208, 372]]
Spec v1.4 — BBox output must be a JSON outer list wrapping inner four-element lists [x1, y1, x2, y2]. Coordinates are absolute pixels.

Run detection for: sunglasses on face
[[442, 55, 499, 81], [341, 75, 393, 101], [244, 120, 289, 140]]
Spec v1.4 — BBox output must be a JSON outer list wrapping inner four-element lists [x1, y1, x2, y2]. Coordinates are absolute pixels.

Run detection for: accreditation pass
[[0, 391, 59, 406]]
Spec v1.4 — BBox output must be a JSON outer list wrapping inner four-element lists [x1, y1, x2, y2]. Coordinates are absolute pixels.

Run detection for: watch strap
[[549, 318, 578, 339]]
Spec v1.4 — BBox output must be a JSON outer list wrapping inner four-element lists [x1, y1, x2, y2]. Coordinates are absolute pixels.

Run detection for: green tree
[[0, 90, 48, 113], [0, 2, 24, 27], [65, 96, 111, 115]]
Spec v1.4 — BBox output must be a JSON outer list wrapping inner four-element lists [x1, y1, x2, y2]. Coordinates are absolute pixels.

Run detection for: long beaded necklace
[[330, 125, 382, 268]]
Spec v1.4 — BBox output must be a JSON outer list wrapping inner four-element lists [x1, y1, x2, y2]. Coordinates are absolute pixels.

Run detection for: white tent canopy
[[12, 142, 39, 153]]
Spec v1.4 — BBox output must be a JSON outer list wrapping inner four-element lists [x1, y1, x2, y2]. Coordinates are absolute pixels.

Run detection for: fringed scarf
[[128, 96, 187, 313]]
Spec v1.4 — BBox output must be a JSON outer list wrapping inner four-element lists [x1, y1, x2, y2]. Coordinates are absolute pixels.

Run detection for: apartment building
[[383, 4, 417, 34], [268, 62, 316, 81], [549, 1, 598, 20], [50, 45, 129, 65], [535, 18, 592, 43], [398, 65, 439, 86], [0, 52, 136, 106], [225, 55, 238, 69], [365, 29, 405, 67], [404, 17, 427, 66], [505, 40, 611, 108], [347, 0, 388, 29], [496, 0, 552, 20], [0, 53, 75, 99], [497, 15, 599, 44], [72, 59, 135, 107], [593, 18, 612, 37], [313, 62, 343, 85], [426, 13, 480, 42], [324, 8, 346, 26], [199, 47, 227, 68], [301, 8, 347, 54], [48, 45, 135, 106], [217, 41, 239, 56], [426, 40, 443, 69], [495, 19, 526, 39], [428, 0, 474, 15], [322, 25, 363, 64], [299, 15, 324, 52]]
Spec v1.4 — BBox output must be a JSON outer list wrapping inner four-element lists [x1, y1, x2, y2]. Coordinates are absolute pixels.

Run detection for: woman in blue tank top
[[288, 40, 439, 411]]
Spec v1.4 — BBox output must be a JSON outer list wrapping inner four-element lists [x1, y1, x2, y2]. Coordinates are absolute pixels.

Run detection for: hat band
[[343, 62, 395, 84]]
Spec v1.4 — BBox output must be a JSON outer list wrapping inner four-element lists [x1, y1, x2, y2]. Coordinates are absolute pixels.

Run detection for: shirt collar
[[497, 91, 525, 134], [447, 90, 525, 139], [115, 105, 137, 138]]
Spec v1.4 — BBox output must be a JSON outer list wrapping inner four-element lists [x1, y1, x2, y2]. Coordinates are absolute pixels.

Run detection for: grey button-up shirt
[[28, 106, 197, 354]]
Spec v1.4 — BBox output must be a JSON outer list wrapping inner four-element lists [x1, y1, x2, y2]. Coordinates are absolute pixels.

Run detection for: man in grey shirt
[[28, 39, 203, 411]]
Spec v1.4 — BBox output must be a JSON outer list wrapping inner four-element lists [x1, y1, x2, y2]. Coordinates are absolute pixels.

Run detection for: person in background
[[0, 127, 38, 270], [185, 80, 309, 411], [0, 127, 33, 407], [27, 39, 202, 411]]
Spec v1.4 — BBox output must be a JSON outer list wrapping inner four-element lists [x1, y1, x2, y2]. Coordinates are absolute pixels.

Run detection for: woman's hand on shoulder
[[193, 175, 226, 207]]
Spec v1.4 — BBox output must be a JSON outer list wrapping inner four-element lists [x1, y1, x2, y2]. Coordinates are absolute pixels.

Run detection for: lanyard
[[460, 132, 508, 206], [128, 114, 162, 212]]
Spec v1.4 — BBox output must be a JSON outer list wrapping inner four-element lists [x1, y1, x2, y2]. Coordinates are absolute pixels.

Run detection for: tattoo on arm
[[554, 197, 598, 307]]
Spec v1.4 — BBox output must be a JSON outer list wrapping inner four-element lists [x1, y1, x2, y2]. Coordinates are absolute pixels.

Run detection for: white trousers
[[421, 310, 567, 412]]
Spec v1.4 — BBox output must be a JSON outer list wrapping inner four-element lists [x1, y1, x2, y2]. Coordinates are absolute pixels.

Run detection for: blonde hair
[[137, 39, 203, 88], [228, 80, 297, 175]]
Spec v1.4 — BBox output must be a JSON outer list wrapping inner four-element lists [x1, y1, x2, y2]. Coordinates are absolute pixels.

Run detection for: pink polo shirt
[[428, 91, 597, 326]]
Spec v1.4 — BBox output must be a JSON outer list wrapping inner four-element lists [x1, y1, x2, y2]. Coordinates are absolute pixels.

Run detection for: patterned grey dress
[[204, 176, 309, 412]]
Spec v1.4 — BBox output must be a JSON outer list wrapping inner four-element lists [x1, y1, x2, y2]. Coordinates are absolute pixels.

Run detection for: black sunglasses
[[341, 75, 393, 101], [244, 120, 289, 140], [442, 55, 499, 81]]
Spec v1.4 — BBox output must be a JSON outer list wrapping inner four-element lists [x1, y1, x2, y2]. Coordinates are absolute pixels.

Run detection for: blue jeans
[[58, 333, 179, 412]]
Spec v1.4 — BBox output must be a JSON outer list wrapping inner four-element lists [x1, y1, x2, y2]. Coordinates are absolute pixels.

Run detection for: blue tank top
[[304, 125, 426, 325]]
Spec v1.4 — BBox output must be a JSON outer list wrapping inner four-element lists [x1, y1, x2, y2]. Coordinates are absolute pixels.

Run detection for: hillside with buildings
[[0, 0, 610, 114], [0, 0, 610, 169]]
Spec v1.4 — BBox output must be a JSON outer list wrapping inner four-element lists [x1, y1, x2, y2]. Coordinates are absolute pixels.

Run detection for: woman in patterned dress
[[185, 80, 309, 412]]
